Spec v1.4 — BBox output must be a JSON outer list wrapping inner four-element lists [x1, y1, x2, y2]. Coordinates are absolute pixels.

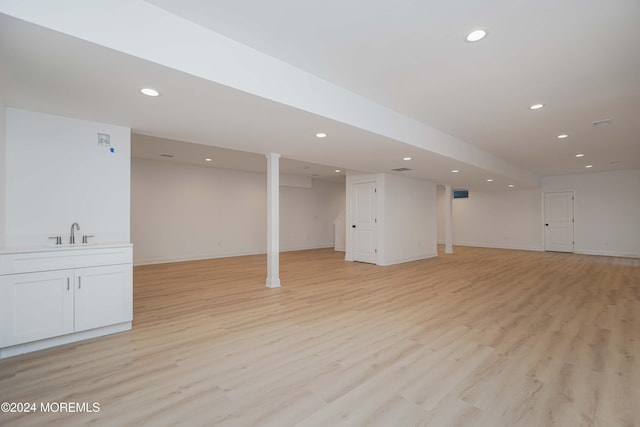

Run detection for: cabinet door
[[74, 264, 132, 331], [0, 270, 74, 347]]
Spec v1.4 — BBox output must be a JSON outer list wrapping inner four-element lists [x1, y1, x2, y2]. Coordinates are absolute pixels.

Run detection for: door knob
[[352, 225, 356, 228], [545, 223, 549, 226]]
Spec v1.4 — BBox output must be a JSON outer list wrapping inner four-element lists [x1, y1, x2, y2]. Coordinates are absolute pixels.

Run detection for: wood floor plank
[[0, 246, 638, 426]]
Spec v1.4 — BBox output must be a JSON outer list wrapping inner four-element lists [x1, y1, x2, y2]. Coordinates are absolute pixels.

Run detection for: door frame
[[542, 190, 575, 253]]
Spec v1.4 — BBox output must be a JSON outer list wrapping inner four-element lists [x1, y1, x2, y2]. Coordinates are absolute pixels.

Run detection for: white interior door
[[351, 181, 377, 263], [544, 191, 574, 252]]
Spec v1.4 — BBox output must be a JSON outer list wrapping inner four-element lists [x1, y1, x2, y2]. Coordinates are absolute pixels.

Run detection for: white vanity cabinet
[[0, 245, 132, 358], [0, 269, 75, 346], [74, 264, 132, 331]]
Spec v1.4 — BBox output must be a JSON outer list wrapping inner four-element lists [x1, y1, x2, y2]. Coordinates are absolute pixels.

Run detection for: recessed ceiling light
[[451, 169, 459, 173], [575, 153, 585, 157], [205, 158, 212, 162], [140, 88, 160, 97], [557, 134, 569, 139], [487, 178, 494, 182], [315, 132, 327, 138], [585, 165, 593, 168], [466, 29, 487, 42], [529, 104, 544, 110], [508, 184, 515, 188], [335, 169, 341, 173], [403, 157, 412, 161]]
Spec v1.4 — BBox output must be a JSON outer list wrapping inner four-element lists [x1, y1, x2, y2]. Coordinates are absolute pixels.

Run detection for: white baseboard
[[134, 249, 266, 266], [437, 241, 638, 259], [451, 241, 544, 252], [575, 249, 640, 259], [134, 245, 336, 266], [281, 244, 334, 252], [0, 322, 131, 359], [378, 252, 438, 266]]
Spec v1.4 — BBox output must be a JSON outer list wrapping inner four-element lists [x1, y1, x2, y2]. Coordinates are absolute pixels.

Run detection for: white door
[[74, 264, 133, 331], [351, 181, 377, 263], [544, 191, 574, 252], [0, 270, 74, 346]]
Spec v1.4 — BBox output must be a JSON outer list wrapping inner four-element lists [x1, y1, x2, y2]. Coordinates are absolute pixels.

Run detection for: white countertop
[[0, 242, 133, 255]]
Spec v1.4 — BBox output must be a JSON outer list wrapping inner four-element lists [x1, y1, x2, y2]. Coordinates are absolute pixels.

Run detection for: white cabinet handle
[[78, 277, 81, 289], [67, 277, 70, 291]]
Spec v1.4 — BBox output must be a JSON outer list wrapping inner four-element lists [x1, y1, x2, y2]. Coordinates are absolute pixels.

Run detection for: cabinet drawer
[[0, 246, 132, 275]]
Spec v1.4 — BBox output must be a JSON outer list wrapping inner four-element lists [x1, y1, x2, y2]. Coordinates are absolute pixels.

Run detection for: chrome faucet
[[70, 222, 80, 244]]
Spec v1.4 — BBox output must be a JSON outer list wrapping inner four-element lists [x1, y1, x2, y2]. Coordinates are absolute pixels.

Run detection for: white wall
[[380, 173, 437, 265], [436, 169, 640, 258], [543, 170, 640, 258], [345, 171, 437, 266], [334, 211, 346, 252], [3, 108, 130, 248], [131, 157, 345, 265], [437, 186, 543, 251], [0, 103, 6, 247], [280, 179, 345, 251], [436, 186, 446, 245]]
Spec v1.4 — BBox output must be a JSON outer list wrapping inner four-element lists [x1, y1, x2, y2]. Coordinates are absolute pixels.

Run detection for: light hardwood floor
[[1, 246, 639, 426]]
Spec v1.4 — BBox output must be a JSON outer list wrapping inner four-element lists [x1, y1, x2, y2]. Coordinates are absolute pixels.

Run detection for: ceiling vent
[[391, 167, 411, 172], [593, 119, 611, 127]]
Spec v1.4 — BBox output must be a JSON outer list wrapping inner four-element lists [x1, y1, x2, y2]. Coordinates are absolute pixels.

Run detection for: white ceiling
[[1, 0, 639, 190], [131, 134, 348, 182]]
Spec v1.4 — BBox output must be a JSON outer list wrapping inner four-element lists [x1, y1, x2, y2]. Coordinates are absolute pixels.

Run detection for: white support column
[[265, 153, 281, 288], [444, 185, 453, 254]]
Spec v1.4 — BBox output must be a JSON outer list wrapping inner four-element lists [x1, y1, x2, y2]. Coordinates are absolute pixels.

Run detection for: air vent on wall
[[391, 167, 411, 172], [453, 189, 469, 199], [593, 119, 611, 127]]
